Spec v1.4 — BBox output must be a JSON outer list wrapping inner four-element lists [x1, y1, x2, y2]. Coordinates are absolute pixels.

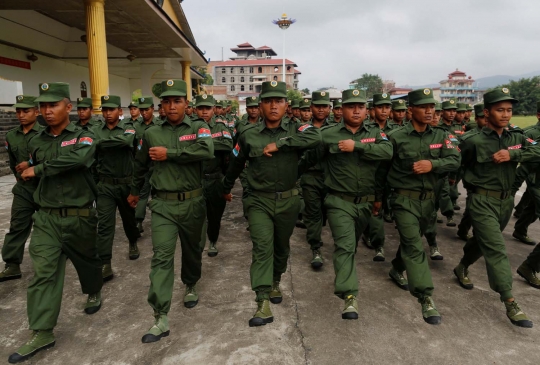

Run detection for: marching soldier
[[292, 100, 301, 121], [185, 101, 195, 119], [331, 98, 343, 123], [73, 97, 102, 130], [1, 96, 43, 282], [128, 79, 213, 343], [391, 99, 407, 126], [299, 98, 312, 123], [127, 100, 142, 123], [157, 103, 167, 121]]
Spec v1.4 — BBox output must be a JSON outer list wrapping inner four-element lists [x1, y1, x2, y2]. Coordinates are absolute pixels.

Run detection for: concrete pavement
[[0, 174, 539, 364]]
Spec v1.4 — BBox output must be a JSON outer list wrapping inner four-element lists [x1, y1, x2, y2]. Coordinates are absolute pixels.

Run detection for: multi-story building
[[208, 42, 301, 97], [439, 69, 477, 103]]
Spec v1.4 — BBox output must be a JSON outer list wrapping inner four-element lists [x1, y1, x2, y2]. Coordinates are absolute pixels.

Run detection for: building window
[[240, 67, 244, 74], [241, 85, 245, 91], [231, 77, 235, 82], [249, 76, 254, 82], [258, 67, 262, 73], [221, 68, 226, 74], [294, 74, 297, 80], [230, 67, 234, 74], [287, 66, 291, 72], [221, 77, 226, 83], [80, 81, 87, 97], [231, 85, 235, 91], [249, 85, 253, 91], [249, 67, 254, 73], [240, 77, 245, 82], [274, 67, 279, 73], [273, 76, 278, 81]]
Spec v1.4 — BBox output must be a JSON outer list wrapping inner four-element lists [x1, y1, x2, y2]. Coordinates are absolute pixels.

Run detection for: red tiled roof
[[256, 46, 272, 50], [449, 70, 466, 76], [212, 59, 297, 67], [294, 68, 302, 74], [237, 42, 253, 47]]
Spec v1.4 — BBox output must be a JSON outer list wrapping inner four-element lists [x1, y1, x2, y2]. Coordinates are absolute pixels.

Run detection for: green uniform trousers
[[449, 169, 463, 206], [523, 187, 540, 270], [424, 178, 450, 246], [300, 173, 326, 250], [457, 193, 473, 237], [96, 182, 140, 264], [28, 210, 102, 330], [460, 194, 514, 301], [2, 182, 38, 265], [240, 169, 250, 218], [390, 194, 435, 299], [147, 196, 206, 315], [325, 194, 371, 298], [514, 189, 531, 217], [364, 213, 385, 250], [201, 177, 227, 245], [438, 177, 454, 218], [514, 189, 538, 236], [245, 194, 300, 301], [135, 172, 152, 222]]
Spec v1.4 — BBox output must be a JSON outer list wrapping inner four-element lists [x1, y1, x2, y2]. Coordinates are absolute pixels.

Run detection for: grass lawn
[[509, 115, 538, 128]]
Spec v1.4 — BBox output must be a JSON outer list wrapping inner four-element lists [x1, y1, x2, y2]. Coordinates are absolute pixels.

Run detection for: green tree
[[494, 76, 540, 115], [194, 66, 214, 85], [351, 73, 383, 99], [231, 100, 239, 114], [301, 88, 310, 95], [287, 89, 302, 103]]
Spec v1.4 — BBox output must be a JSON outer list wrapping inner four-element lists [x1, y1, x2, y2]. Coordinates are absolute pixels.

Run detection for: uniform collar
[[257, 118, 288, 133], [404, 121, 433, 135], [338, 121, 371, 133], [164, 114, 192, 128], [17, 122, 41, 134], [44, 121, 76, 136], [482, 126, 510, 137], [100, 119, 125, 130]]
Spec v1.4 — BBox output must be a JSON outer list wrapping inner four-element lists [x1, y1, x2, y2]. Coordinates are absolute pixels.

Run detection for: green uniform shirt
[[72, 118, 102, 130], [131, 116, 214, 196], [30, 123, 97, 208], [199, 116, 233, 175], [301, 121, 393, 197], [92, 120, 137, 178], [128, 116, 143, 124], [223, 118, 321, 194], [438, 120, 465, 138], [460, 127, 540, 192], [302, 119, 332, 173], [523, 122, 540, 140], [5, 122, 43, 180], [387, 123, 461, 191], [134, 117, 163, 141]]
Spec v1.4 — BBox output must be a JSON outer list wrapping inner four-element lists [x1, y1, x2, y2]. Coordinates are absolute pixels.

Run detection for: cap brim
[[13, 103, 37, 108], [311, 101, 331, 105], [443, 106, 457, 110], [411, 98, 437, 106], [195, 101, 215, 107], [77, 104, 92, 108], [246, 103, 259, 107], [101, 103, 120, 108], [160, 91, 187, 97], [260, 92, 287, 99], [35, 94, 64, 102], [373, 101, 393, 106], [343, 98, 367, 104], [138, 103, 153, 108], [486, 96, 519, 104]]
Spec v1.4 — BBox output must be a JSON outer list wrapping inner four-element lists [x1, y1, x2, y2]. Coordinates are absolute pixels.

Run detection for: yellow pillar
[[84, 0, 109, 112], [181, 61, 192, 101]]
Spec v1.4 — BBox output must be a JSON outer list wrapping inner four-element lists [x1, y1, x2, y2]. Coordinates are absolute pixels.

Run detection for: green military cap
[[392, 99, 407, 111], [474, 103, 484, 117], [483, 87, 519, 105], [138, 96, 154, 108], [195, 94, 215, 107], [214, 100, 223, 107], [35, 82, 70, 103], [246, 96, 260, 107], [342, 89, 367, 104], [291, 100, 300, 109], [188, 101, 194, 107], [367, 102, 373, 109], [311, 91, 331, 106], [13, 95, 38, 108], [299, 98, 311, 109], [260, 81, 287, 99], [372, 93, 392, 106], [333, 98, 343, 108], [226, 100, 232, 106], [128, 100, 139, 108], [75, 97, 92, 108], [435, 102, 442, 111], [408, 88, 437, 106], [441, 99, 458, 110], [101, 95, 121, 108], [287, 99, 292, 106], [160, 79, 187, 98], [456, 103, 468, 112], [466, 103, 474, 111]]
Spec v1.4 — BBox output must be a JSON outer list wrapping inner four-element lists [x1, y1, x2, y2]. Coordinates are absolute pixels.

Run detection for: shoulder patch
[[79, 137, 93, 145], [223, 131, 232, 139], [197, 128, 211, 138], [380, 132, 388, 140], [124, 129, 136, 134], [298, 124, 313, 132], [138, 139, 143, 150], [232, 143, 240, 157], [61, 138, 77, 147], [4, 141, 8, 150]]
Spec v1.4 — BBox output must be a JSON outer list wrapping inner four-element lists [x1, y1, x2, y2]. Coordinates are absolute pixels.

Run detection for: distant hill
[[399, 71, 540, 90]]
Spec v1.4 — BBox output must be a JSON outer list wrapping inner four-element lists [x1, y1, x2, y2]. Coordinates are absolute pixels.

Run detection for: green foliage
[[195, 66, 214, 85], [132, 89, 142, 102], [287, 89, 303, 103], [494, 76, 540, 115], [231, 99, 239, 113], [351, 73, 383, 99], [301, 88, 310, 95]]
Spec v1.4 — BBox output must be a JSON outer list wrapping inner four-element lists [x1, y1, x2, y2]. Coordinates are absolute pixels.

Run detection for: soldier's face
[[161, 96, 187, 123], [77, 107, 92, 121], [455, 111, 465, 123], [215, 106, 223, 115], [393, 110, 405, 122], [16, 107, 39, 126], [261, 97, 287, 122], [333, 107, 343, 120], [140, 107, 155, 122], [369, 109, 375, 119], [485, 101, 513, 129], [342, 103, 367, 127], [405, 109, 412, 120], [292, 108, 301, 118], [186, 106, 193, 115], [476, 116, 487, 128], [300, 108, 312, 122], [433, 110, 442, 124], [411, 104, 435, 125], [246, 106, 260, 119], [287, 105, 292, 114], [158, 107, 166, 117], [465, 110, 472, 119], [374, 105, 391, 123], [442, 109, 456, 122], [39, 100, 72, 126], [196, 106, 214, 122], [310, 104, 331, 122], [129, 106, 140, 118], [102, 107, 121, 123]]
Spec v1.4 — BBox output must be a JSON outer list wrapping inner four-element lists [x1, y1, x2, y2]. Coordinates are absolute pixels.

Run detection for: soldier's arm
[[275, 121, 321, 152], [298, 141, 326, 176], [5, 134, 17, 176], [431, 134, 461, 174], [355, 131, 393, 161], [511, 164, 529, 195], [98, 126, 137, 149], [33, 130, 96, 177], [222, 139, 247, 194], [509, 136, 540, 163], [212, 125, 234, 152], [130, 136, 152, 196], [165, 124, 214, 164]]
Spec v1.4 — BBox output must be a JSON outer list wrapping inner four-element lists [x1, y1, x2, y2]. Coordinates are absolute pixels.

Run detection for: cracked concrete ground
[[0, 173, 539, 365]]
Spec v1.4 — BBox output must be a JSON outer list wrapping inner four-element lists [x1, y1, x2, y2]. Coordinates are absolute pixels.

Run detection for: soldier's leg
[[116, 185, 141, 243], [301, 176, 323, 250], [440, 177, 454, 218], [178, 197, 206, 285], [514, 189, 531, 218], [206, 179, 227, 244], [2, 185, 36, 265], [27, 211, 67, 330], [135, 173, 151, 223], [96, 183, 117, 265], [272, 196, 300, 282], [457, 193, 473, 238], [523, 188, 540, 271], [368, 213, 385, 250], [424, 209, 438, 247], [513, 197, 537, 238]]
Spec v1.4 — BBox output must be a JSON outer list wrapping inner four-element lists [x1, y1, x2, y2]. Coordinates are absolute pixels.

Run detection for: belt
[[154, 188, 203, 201], [251, 188, 299, 200], [99, 176, 132, 185], [473, 187, 511, 200], [42, 208, 92, 217], [395, 189, 435, 201], [204, 172, 223, 180], [329, 192, 375, 204]]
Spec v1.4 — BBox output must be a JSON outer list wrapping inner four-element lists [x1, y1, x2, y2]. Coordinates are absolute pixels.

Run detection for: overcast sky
[[183, 0, 540, 91]]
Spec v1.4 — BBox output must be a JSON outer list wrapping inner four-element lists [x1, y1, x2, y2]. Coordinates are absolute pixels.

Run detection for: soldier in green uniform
[[157, 103, 166, 121], [194, 94, 233, 256], [73, 97, 102, 130], [331, 98, 343, 123], [8, 83, 103, 363], [0, 96, 43, 282], [391, 99, 407, 126], [464, 103, 473, 124], [292, 100, 301, 121], [127, 100, 142, 123], [214, 100, 224, 118], [134, 96, 163, 233], [286, 99, 294, 120], [387, 88, 460, 325], [222, 81, 320, 327], [299, 98, 312, 123], [453, 88, 540, 328], [301, 88, 392, 318], [128, 79, 213, 343], [93, 95, 140, 282], [368, 102, 375, 121], [434, 102, 443, 123], [185, 101, 195, 119]]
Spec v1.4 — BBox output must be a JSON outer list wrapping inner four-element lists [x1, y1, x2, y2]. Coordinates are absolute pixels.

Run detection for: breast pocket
[[476, 151, 492, 164], [397, 151, 418, 170], [429, 148, 441, 159]]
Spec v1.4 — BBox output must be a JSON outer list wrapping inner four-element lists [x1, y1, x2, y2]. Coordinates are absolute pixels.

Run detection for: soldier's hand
[[149, 147, 168, 161], [223, 193, 233, 202], [263, 143, 278, 157], [372, 201, 382, 216], [127, 194, 140, 208], [21, 166, 35, 180], [338, 139, 355, 152], [413, 160, 433, 174], [15, 161, 30, 173], [493, 149, 511, 164]]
